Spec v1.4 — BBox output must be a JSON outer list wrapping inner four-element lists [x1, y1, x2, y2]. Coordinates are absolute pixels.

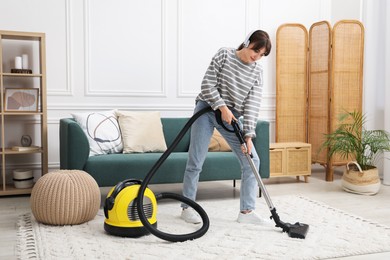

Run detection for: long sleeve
[[196, 48, 263, 137], [199, 49, 227, 110], [242, 68, 263, 137]]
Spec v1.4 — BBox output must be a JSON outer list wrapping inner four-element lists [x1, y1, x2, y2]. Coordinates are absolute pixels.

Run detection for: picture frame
[[4, 88, 39, 112]]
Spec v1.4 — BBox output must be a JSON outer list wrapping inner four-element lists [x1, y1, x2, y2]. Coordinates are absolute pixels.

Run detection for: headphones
[[243, 30, 256, 48], [104, 179, 142, 218]]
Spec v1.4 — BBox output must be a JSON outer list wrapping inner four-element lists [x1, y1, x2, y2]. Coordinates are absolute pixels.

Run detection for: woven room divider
[[276, 24, 308, 143], [276, 20, 364, 181], [308, 21, 331, 165]]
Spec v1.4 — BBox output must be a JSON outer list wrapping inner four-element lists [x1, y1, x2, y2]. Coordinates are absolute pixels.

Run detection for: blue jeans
[[182, 101, 260, 211]]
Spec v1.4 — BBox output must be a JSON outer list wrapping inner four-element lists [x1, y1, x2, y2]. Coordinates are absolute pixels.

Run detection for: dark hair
[[237, 30, 272, 56]]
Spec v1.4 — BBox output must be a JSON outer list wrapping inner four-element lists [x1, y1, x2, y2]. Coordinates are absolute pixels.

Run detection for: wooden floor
[[1, 165, 389, 259]]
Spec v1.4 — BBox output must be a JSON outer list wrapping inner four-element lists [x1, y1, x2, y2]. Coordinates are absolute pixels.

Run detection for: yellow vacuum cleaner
[[104, 179, 158, 237], [104, 107, 309, 242], [104, 107, 212, 242]]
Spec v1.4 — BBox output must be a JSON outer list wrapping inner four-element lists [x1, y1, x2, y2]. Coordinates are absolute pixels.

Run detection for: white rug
[[17, 195, 390, 260]]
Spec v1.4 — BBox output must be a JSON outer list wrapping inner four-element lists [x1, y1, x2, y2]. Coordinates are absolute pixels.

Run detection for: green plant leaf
[[319, 110, 390, 169]]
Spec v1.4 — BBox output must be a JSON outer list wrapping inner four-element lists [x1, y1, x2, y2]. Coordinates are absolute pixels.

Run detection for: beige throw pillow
[[208, 129, 231, 152], [116, 111, 167, 153]]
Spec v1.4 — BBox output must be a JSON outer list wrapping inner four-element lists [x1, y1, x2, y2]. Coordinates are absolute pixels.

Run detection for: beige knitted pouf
[[31, 170, 101, 225]]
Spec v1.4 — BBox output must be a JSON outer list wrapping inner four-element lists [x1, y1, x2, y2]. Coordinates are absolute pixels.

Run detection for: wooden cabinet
[[0, 30, 47, 196], [270, 142, 311, 182]]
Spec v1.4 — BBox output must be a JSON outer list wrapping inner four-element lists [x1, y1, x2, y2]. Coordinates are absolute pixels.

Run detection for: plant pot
[[341, 161, 381, 195]]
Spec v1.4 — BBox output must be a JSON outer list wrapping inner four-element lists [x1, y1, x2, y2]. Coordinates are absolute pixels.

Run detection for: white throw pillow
[[71, 110, 123, 156], [116, 111, 167, 153]]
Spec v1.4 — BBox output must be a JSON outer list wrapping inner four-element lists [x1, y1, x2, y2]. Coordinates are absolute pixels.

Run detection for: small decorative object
[[22, 54, 29, 69], [321, 111, 390, 195], [21, 135, 32, 147], [13, 169, 34, 189], [4, 88, 39, 112], [11, 145, 39, 151], [11, 55, 32, 74], [14, 56, 22, 69], [10, 68, 33, 74]]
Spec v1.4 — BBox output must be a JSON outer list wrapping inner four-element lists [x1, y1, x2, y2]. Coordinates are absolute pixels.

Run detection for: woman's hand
[[219, 106, 237, 125], [241, 137, 253, 155], [219, 105, 252, 154]]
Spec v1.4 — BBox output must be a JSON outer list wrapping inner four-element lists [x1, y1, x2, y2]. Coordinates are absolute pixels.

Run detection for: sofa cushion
[[84, 153, 189, 186], [84, 152, 241, 186], [161, 118, 191, 152], [71, 110, 123, 156], [208, 129, 231, 152], [116, 111, 167, 153]]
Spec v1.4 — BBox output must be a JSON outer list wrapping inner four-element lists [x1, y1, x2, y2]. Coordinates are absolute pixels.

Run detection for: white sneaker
[[181, 208, 202, 224], [237, 211, 273, 226]]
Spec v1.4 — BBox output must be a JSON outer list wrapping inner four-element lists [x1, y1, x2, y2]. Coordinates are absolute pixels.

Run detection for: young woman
[[181, 30, 272, 225]]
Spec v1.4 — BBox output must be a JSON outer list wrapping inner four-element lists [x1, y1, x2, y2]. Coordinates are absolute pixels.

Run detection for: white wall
[[331, 0, 362, 21], [359, 0, 390, 181], [3, 0, 377, 173], [383, 0, 390, 184]]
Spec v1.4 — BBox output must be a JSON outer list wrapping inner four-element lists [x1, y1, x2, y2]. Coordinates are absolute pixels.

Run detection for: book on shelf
[[11, 146, 40, 151]]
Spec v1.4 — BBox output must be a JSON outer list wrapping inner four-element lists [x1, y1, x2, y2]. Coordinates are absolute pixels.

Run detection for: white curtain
[[362, 0, 390, 184]]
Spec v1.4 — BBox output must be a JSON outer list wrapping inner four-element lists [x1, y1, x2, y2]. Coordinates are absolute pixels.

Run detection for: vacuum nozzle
[[287, 222, 309, 239], [270, 208, 309, 239]]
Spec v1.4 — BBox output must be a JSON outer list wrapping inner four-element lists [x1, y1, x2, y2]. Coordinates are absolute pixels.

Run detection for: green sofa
[[59, 117, 270, 187]]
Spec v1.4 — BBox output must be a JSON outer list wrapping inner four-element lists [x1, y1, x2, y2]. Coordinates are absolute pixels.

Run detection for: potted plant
[[321, 110, 390, 195]]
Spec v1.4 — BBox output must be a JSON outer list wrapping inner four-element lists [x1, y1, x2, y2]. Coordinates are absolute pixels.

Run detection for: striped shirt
[[196, 47, 263, 138]]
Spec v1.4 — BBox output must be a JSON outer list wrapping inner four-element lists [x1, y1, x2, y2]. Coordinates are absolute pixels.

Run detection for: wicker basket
[[342, 161, 380, 195]]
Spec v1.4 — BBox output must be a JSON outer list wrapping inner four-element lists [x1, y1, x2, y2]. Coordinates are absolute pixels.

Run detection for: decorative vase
[[341, 161, 381, 195]]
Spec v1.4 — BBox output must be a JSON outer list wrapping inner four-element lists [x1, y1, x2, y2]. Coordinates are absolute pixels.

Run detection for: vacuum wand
[[231, 120, 309, 239], [230, 121, 274, 210]]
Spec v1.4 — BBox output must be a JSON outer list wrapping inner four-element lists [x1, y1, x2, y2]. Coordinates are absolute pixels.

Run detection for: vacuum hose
[[136, 106, 213, 242]]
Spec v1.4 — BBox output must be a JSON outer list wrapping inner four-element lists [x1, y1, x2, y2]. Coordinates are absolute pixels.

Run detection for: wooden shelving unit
[[0, 30, 48, 196]]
